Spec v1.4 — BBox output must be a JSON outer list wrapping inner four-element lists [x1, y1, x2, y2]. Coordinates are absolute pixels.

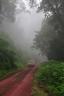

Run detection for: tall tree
[[30, 0, 64, 29], [0, 0, 16, 23], [34, 15, 64, 61], [31, 0, 64, 60]]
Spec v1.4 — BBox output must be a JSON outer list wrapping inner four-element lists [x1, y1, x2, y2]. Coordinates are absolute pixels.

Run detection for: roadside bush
[[36, 61, 64, 96], [0, 32, 17, 70], [0, 32, 27, 79]]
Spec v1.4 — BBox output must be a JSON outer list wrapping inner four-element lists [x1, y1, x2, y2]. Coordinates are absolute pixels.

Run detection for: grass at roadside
[[32, 79, 48, 96], [35, 60, 64, 96], [0, 63, 26, 80], [0, 69, 17, 80]]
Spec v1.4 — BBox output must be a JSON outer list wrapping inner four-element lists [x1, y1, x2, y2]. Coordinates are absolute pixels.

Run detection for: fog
[[2, 10, 47, 62]]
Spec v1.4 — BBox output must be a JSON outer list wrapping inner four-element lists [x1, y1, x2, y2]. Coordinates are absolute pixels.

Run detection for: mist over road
[[1, 11, 47, 61]]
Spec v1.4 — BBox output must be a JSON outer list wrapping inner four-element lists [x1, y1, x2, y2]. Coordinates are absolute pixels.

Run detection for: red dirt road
[[0, 65, 36, 96]]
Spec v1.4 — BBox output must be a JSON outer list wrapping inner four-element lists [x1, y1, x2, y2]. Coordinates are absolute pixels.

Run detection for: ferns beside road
[[36, 61, 64, 96]]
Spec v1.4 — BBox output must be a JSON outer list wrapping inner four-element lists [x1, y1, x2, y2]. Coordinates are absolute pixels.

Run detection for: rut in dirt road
[[0, 65, 36, 96]]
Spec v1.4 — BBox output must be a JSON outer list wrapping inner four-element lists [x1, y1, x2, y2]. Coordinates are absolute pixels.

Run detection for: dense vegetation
[[36, 61, 64, 96], [29, 1, 64, 95], [0, 32, 27, 79], [34, 15, 64, 61], [30, 0, 64, 61], [0, 1, 64, 96]]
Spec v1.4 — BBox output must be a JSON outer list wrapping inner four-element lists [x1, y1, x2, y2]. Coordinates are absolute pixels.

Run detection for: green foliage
[[0, 32, 27, 69], [34, 15, 64, 61], [33, 0, 64, 61], [0, 32, 17, 70], [36, 61, 64, 96], [0, 32, 27, 78]]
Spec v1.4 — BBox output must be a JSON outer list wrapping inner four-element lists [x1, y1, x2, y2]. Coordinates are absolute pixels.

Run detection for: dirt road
[[0, 65, 36, 96]]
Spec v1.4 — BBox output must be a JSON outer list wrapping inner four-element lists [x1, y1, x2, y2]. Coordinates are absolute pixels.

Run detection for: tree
[[34, 17, 55, 55], [31, 0, 64, 60], [0, 32, 17, 69], [0, 0, 16, 23], [30, 0, 64, 30], [34, 15, 64, 61]]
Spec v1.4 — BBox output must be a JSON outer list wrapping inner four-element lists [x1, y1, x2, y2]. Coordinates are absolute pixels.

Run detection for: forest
[[0, 0, 64, 96], [31, 0, 64, 96]]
